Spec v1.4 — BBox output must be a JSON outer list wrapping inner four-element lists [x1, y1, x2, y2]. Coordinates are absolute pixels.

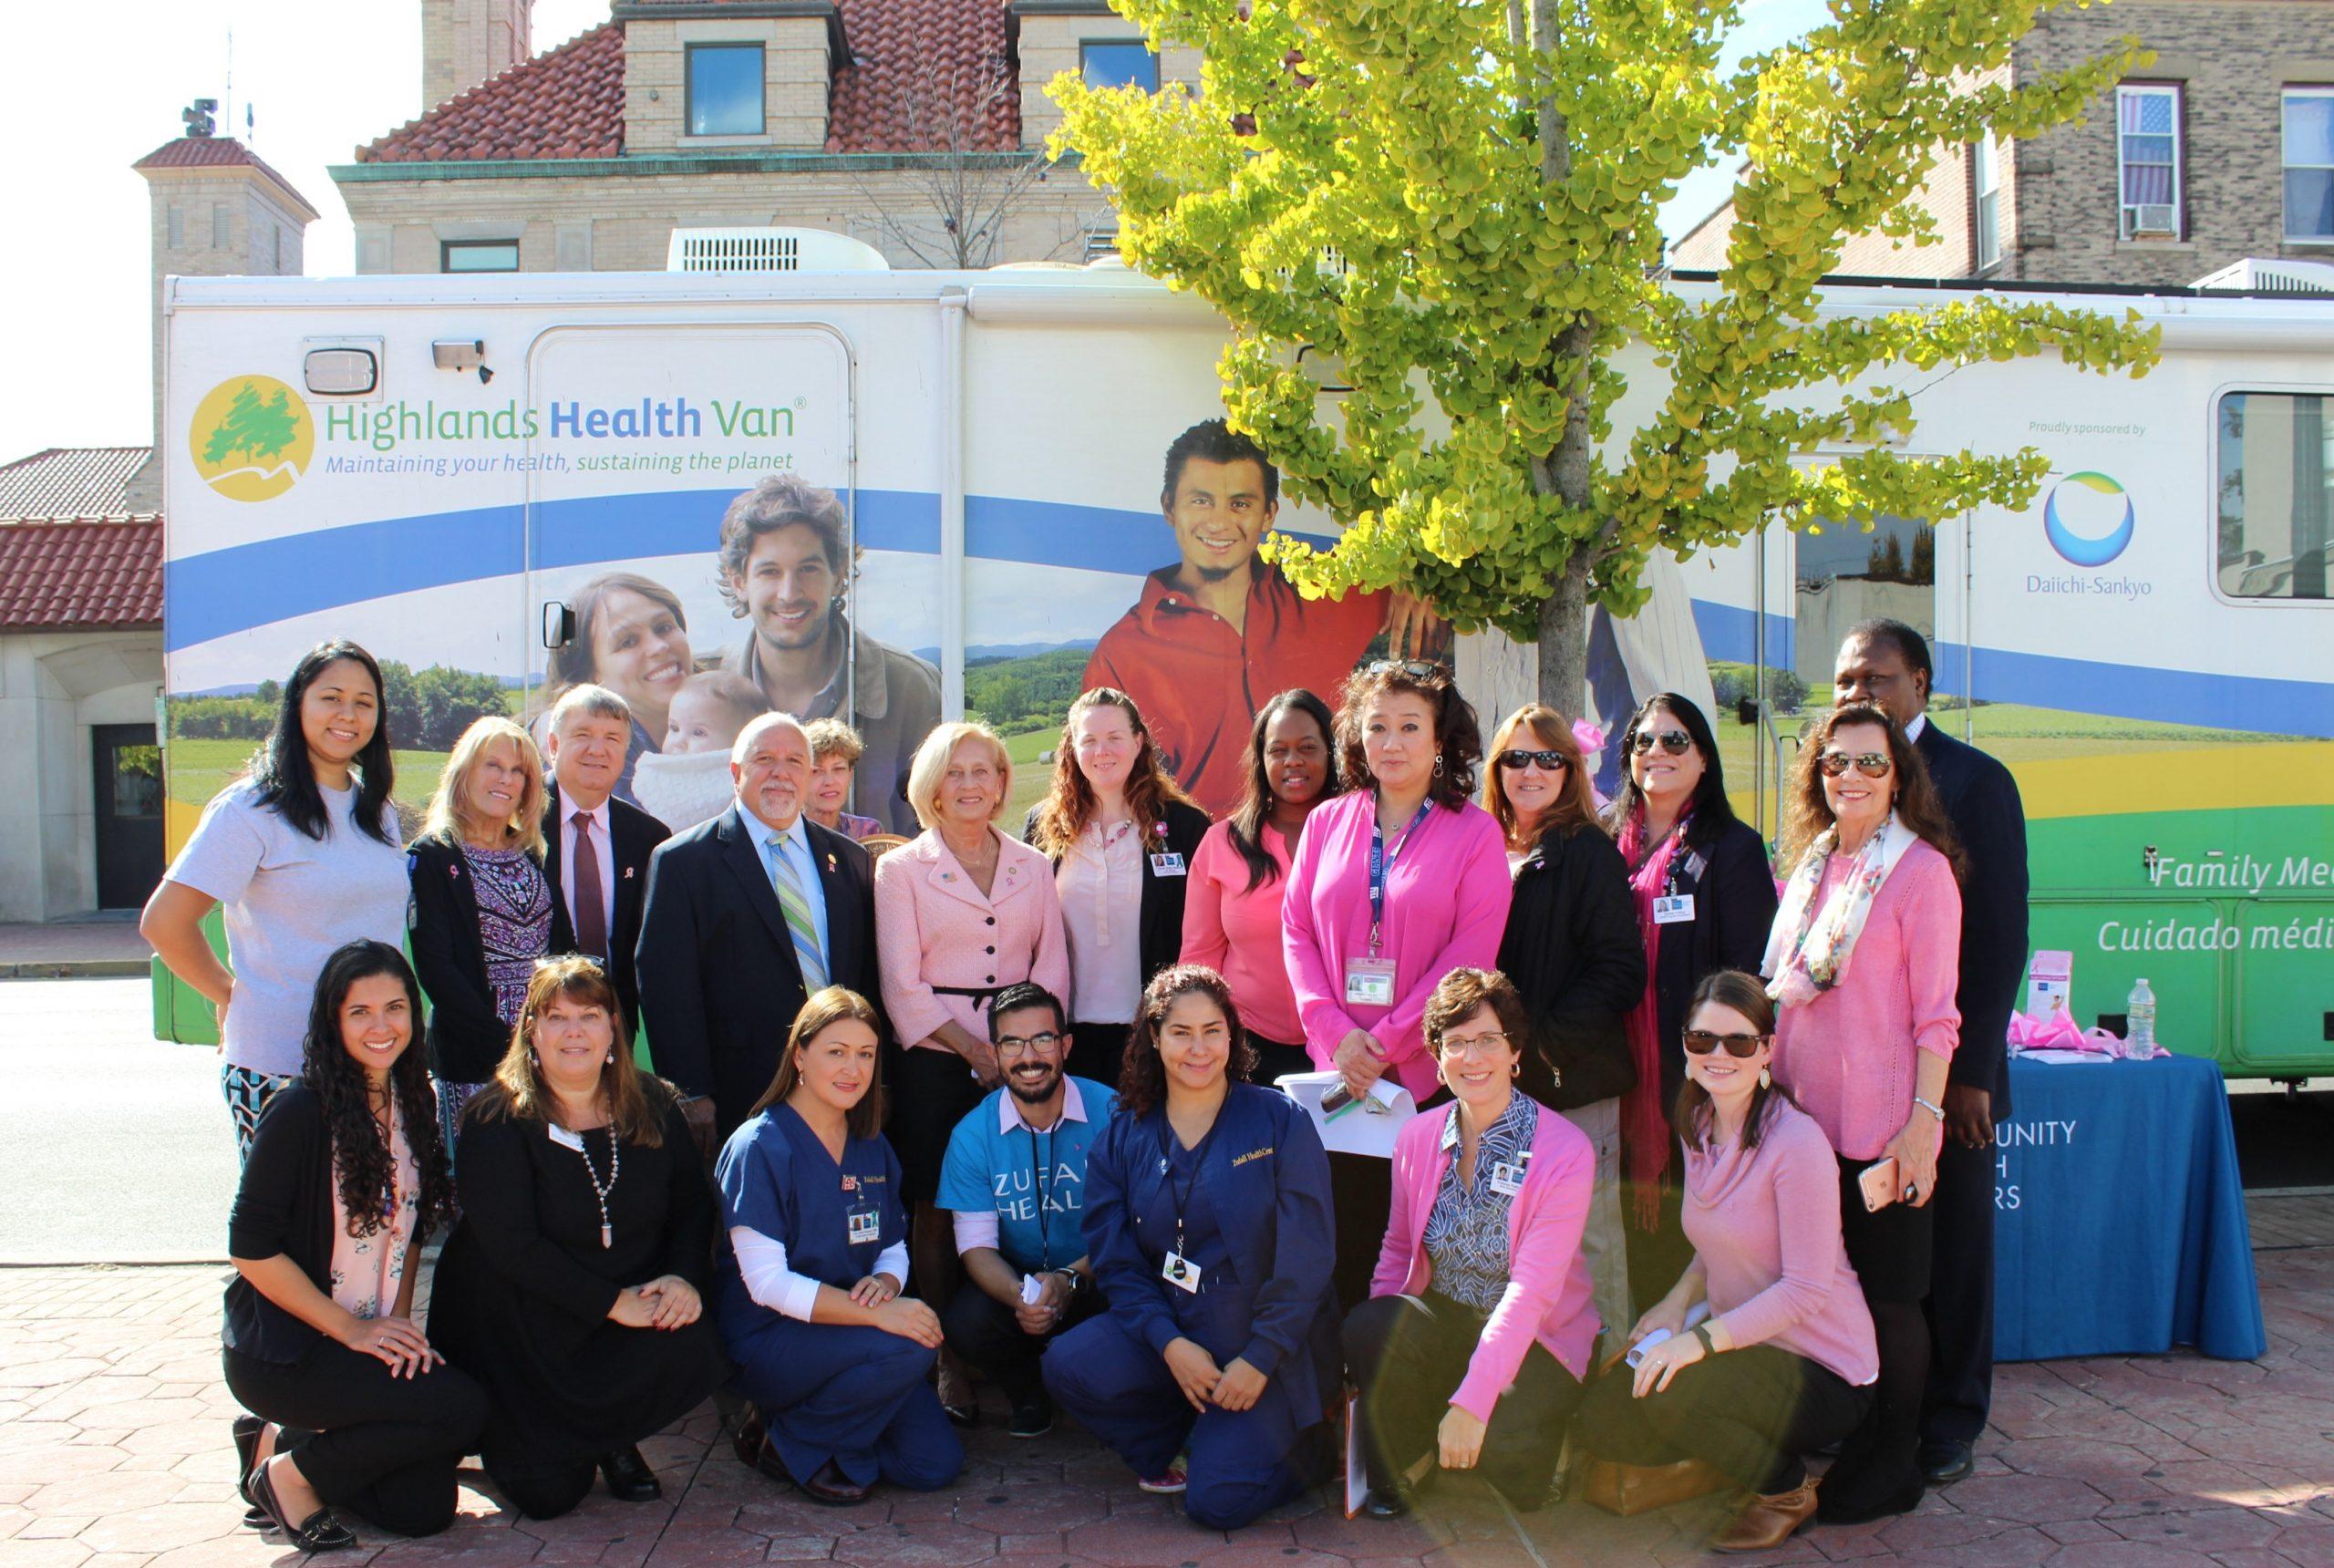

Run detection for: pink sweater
[[1771, 839, 1962, 1160], [1681, 1099, 1879, 1387], [1179, 819, 1305, 1046], [1281, 792, 1513, 1099], [1373, 1099, 1600, 1419]]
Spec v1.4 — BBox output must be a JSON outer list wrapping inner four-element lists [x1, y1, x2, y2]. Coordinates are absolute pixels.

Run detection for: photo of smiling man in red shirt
[[1082, 419, 1442, 815]]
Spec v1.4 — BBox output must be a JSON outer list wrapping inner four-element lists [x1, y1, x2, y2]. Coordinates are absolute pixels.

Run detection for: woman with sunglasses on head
[[1602, 694, 1778, 1305], [1283, 661, 1513, 1311], [1180, 688, 1346, 1087], [1484, 706, 1645, 1348], [1762, 703, 1961, 1522], [1576, 972, 1877, 1553]]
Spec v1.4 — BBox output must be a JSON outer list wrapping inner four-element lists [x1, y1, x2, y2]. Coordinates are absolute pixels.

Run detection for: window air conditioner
[[2122, 202, 2178, 239]]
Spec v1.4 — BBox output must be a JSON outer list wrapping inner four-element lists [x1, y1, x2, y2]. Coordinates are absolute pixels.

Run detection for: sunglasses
[[1368, 659, 1443, 679], [1500, 748, 1569, 772], [1682, 1030, 1769, 1058], [1632, 729, 1693, 756], [1819, 750, 1894, 779]]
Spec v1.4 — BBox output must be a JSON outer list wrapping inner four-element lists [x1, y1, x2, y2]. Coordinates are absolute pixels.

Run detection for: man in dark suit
[[635, 710, 881, 1140], [542, 685, 671, 1037], [1835, 618, 2028, 1487]]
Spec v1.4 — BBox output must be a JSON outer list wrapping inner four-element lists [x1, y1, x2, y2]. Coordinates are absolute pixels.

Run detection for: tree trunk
[[1535, 547, 1593, 717], [1530, 0, 1596, 718]]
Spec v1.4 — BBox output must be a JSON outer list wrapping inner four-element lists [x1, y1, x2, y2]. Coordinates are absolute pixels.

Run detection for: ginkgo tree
[[1048, 0, 2164, 708]]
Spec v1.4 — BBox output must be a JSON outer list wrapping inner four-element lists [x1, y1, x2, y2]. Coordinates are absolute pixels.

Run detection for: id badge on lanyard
[[847, 1203, 882, 1248], [1349, 804, 1430, 1009]]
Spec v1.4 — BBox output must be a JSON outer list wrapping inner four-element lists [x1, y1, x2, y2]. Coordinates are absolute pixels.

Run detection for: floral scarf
[[1761, 811, 1921, 1008]]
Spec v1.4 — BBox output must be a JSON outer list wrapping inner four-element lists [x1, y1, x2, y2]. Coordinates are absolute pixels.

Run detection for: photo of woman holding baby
[[540, 573, 700, 805]]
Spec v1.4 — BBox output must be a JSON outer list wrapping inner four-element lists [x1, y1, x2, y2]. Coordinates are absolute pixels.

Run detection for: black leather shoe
[[1919, 1439, 1975, 1486], [249, 1457, 358, 1553], [1361, 1487, 1411, 1520], [1007, 1396, 1053, 1439], [232, 1415, 269, 1529], [800, 1459, 869, 1507], [599, 1446, 663, 1502]]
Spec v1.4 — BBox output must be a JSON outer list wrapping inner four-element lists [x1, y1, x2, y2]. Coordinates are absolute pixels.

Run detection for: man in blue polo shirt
[[937, 983, 1116, 1438]]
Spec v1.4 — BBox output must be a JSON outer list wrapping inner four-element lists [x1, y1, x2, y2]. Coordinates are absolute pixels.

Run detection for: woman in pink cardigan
[[1577, 971, 1878, 1553], [1343, 968, 1595, 1519], [1283, 663, 1512, 1308], [1762, 702, 1961, 1524], [873, 720, 1070, 1421]]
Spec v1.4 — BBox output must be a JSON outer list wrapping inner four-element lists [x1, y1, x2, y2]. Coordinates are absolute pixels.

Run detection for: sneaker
[[1137, 1460, 1188, 1494], [1008, 1397, 1054, 1439]]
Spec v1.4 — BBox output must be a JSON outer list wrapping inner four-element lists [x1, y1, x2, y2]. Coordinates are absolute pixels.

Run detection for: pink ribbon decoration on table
[[2007, 1012, 2163, 1059], [1574, 719, 1610, 812]]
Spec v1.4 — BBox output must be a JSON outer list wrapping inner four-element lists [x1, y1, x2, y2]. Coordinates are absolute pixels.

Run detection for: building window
[[1082, 40, 1160, 93], [2115, 83, 2182, 239], [441, 240, 521, 273], [212, 206, 228, 248], [687, 43, 766, 137], [273, 225, 283, 271], [2216, 391, 2330, 601], [167, 205, 183, 248], [1973, 129, 2003, 271], [2286, 88, 2334, 242]]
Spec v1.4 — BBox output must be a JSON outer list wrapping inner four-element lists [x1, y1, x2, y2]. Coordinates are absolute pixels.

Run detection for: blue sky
[[0, 0, 1825, 457]]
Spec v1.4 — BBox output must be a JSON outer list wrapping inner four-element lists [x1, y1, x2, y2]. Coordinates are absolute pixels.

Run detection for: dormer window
[[688, 43, 766, 137]]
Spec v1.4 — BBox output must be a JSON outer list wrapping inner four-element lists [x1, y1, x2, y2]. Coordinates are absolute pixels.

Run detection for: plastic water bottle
[[2126, 978, 2156, 1058]]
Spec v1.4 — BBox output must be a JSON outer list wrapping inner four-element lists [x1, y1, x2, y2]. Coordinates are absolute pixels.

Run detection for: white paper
[[1275, 1070, 1417, 1159], [1344, 1392, 1367, 1517], [1018, 1274, 1046, 1305], [1623, 1300, 1713, 1367], [2022, 1048, 2112, 1066]]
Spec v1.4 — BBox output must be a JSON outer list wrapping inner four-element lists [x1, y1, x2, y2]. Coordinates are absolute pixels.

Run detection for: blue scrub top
[[717, 1102, 905, 1287]]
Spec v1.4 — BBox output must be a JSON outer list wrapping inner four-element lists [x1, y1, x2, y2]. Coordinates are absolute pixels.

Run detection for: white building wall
[[0, 632, 164, 921]]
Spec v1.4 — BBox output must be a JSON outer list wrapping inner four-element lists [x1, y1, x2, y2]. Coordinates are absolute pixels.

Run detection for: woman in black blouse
[[429, 955, 728, 1520]]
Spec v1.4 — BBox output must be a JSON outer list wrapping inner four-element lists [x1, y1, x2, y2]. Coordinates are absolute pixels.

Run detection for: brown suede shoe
[[1712, 1480, 1818, 1553]]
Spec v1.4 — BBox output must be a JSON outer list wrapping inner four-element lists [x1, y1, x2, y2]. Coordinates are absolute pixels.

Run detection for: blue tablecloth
[[1994, 1053, 2265, 1362]]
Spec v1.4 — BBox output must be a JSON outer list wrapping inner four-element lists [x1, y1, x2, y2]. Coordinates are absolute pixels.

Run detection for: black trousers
[[1246, 1037, 1315, 1088], [1342, 1292, 1584, 1509], [1575, 1346, 1871, 1495], [224, 1341, 487, 1538], [1921, 1133, 1996, 1445], [1065, 1020, 1131, 1091], [1329, 1152, 1394, 1316], [1828, 1154, 1933, 1512], [941, 1278, 1101, 1406], [490, 1458, 597, 1522]]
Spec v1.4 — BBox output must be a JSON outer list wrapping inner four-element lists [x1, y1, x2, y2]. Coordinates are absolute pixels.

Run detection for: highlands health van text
[[324, 397, 796, 452]]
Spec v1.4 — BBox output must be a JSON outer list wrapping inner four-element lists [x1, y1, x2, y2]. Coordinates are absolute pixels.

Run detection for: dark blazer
[[1647, 816, 1779, 1108], [1500, 823, 1647, 1110], [408, 834, 575, 1085], [1915, 718, 2027, 1116], [1023, 799, 1212, 998], [635, 805, 881, 1138], [542, 784, 671, 1036]]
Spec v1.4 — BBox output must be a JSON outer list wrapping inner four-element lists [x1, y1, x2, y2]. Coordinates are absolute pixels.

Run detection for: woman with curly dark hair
[[1043, 966, 1337, 1529], [1026, 688, 1211, 1088], [222, 941, 484, 1552]]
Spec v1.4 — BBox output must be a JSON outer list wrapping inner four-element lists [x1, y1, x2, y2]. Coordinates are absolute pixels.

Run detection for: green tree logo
[[189, 375, 315, 501]]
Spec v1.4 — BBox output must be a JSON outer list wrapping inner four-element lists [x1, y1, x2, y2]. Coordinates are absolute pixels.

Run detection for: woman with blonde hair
[[1483, 705, 1645, 1346], [1026, 688, 1211, 1088], [409, 717, 572, 1156], [428, 957, 725, 1519]]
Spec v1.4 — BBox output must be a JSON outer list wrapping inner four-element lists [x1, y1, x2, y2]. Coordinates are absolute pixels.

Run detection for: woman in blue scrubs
[[1044, 965, 1339, 1529], [716, 987, 963, 1507]]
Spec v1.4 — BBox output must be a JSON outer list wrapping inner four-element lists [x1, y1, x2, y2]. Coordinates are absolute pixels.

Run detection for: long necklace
[[572, 1125, 621, 1249]]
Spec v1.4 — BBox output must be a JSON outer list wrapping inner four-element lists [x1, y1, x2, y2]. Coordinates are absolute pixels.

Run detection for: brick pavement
[[1, 1245, 2329, 1568]]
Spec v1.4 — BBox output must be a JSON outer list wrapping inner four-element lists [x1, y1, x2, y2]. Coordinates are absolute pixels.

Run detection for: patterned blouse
[[460, 842, 554, 1026], [1421, 1093, 1540, 1313], [326, 1102, 420, 1320]]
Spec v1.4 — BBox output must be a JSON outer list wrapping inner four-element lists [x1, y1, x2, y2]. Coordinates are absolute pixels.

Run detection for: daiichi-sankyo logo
[[189, 375, 315, 501], [2043, 470, 2135, 567]]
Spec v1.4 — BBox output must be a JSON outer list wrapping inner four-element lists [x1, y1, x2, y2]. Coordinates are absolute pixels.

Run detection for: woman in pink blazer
[[873, 721, 1070, 1420], [1343, 968, 1596, 1520]]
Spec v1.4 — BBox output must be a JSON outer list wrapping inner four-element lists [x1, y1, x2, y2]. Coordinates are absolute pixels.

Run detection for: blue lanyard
[[1368, 802, 1434, 957]]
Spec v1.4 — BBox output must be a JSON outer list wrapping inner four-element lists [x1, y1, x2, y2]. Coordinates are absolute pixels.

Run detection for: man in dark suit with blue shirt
[[636, 711, 881, 1140], [1835, 619, 2029, 1488]]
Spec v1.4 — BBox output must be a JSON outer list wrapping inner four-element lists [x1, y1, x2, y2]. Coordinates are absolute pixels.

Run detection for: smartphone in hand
[[1858, 1156, 1902, 1212]]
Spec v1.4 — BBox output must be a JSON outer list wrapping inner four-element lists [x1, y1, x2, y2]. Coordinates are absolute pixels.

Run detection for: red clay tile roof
[[132, 137, 319, 218], [0, 517, 163, 633], [360, 23, 626, 163], [0, 449, 152, 521], [354, 4, 1020, 166]]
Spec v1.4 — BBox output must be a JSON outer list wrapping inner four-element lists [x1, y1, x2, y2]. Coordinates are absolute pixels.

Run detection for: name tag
[[847, 1208, 882, 1246], [1162, 1251, 1204, 1294], [1652, 893, 1697, 925], [1149, 852, 1187, 877], [1344, 956, 1397, 1007], [547, 1123, 586, 1151], [1488, 1160, 1529, 1197]]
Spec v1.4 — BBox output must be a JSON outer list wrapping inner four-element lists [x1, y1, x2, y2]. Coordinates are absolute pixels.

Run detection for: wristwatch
[[1050, 1268, 1082, 1297]]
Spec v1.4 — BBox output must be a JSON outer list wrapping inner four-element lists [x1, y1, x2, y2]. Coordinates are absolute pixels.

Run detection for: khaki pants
[[1559, 1096, 1634, 1347]]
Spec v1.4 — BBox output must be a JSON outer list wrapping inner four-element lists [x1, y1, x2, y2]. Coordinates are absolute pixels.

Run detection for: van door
[[522, 325, 855, 825]]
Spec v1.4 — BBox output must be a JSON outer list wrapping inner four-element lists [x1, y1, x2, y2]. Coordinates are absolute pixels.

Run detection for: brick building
[[1670, 0, 2334, 285], [331, 0, 1200, 275]]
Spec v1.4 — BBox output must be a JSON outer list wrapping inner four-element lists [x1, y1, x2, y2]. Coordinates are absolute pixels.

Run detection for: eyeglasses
[[1437, 1030, 1511, 1057], [1367, 659, 1443, 679], [1682, 1030, 1769, 1058], [1818, 750, 1894, 779], [994, 1031, 1063, 1058], [1500, 748, 1569, 772], [1631, 729, 1693, 756]]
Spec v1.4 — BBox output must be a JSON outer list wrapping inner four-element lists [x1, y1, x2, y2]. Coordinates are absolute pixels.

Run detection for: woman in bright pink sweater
[[1761, 702, 1962, 1526], [1578, 971, 1877, 1553]]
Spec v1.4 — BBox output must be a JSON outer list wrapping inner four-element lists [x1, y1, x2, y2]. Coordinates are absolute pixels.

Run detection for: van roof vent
[[666, 227, 890, 273], [2191, 258, 2334, 295]]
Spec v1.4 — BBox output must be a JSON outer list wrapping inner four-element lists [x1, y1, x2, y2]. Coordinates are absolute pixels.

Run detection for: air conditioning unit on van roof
[[2192, 258, 2334, 296], [666, 228, 889, 273]]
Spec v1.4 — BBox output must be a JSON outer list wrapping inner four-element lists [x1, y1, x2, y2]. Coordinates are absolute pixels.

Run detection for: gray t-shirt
[[165, 779, 410, 1077]]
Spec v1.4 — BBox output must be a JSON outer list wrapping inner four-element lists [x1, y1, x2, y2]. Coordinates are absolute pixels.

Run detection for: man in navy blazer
[[636, 712, 881, 1140], [1835, 619, 2029, 1488], [541, 686, 671, 1037]]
